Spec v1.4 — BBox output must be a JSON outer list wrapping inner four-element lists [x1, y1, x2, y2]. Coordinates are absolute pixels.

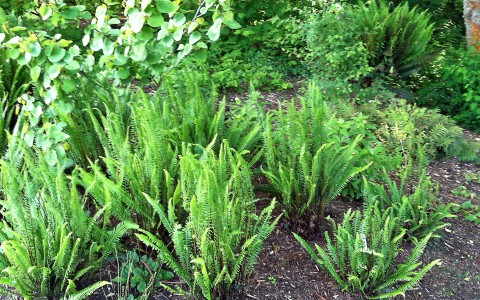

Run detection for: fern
[[0, 143, 128, 299], [357, 0, 436, 79], [136, 141, 279, 300], [294, 201, 439, 299], [0, 47, 31, 155], [263, 83, 370, 228], [365, 149, 456, 239]]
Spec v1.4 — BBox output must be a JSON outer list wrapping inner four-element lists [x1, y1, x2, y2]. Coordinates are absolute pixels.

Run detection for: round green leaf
[[27, 42, 42, 57], [189, 31, 201, 45], [48, 46, 66, 63], [117, 68, 130, 79], [147, 15, 164, 27], [174, 13, 186, 27], [47, 65, 61, 80], [65, 60, 80, 72], [155, 0, 176, 13], [61, 78, 76, 92], [207, 18, 222, 41], [129, 10, 145, 33]]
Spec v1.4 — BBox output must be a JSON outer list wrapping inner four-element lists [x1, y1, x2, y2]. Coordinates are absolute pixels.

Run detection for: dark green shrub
[[438, 49, 480, 132], [306, 0, 435, 97], [0, 48, 31, 155], [356, 1, 436, 80]]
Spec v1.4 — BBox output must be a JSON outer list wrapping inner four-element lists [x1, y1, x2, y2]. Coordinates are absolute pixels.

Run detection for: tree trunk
[[464, 0, 480, 50]]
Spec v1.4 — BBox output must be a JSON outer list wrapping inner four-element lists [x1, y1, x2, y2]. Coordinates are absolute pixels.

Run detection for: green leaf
[[90, 34, 104, 52], [7, 48, 20, 60], [48, 46, 66, 63], [155, 0, 176, 13], [65, 60, 80, 72], [224, 19, 241, 30], [207, 18, 222, 41], [141, 0, 152, 10], [62, 6, 83, 19], [45, 86, 58, 104], [30, 66, 42, 81], [69, 45, 81, 56], [117, 68, 130, 79], [95, 5, 108, 29], [47, 65, 61, 80], [27, 42, 42, 57], [174, 13, 186, 27], [61, 78, 76, 92], [147, 15, 164, 27], [129, 10, 146, 33], [189, 31, 201, 45], [39, 4, 53, 20]]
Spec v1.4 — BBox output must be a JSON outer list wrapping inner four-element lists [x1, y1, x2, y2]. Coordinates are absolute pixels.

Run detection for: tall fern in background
[[263, 84, 370, 228], [57, 79, 124, 168], [137, 141, 279, 300], [294, 201, 440, 299], [0, 144, 130, 299], [158, 73, 265, 162], [357, 0, 435, 79]]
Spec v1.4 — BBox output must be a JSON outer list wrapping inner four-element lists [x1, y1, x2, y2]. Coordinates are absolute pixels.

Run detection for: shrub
[[305, 0, 435, 98], [262, 84, 370, 228], [294, 201, 440, 299], [369, 99, 480, 163], [439, 49, 480, 132], [136, 141, 279, 300], [0, 144, 130, 299], [305, 0, 371, 97]]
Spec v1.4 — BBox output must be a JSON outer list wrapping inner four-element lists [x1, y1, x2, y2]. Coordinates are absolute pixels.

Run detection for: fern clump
[[294, 201, 440, 299], [364, 150, 456, 240], [357, 0, 435, 80], [263, 84, 370, 228], [0, 145, 131, 299], [137, 141, 279, 300], [78, 88, 179, 232], [157, 72, 265, 162], [371, 99, 480, 162]]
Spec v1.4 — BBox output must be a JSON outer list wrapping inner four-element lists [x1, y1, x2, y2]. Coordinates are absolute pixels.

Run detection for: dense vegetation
[[0, 0, 478, 299]]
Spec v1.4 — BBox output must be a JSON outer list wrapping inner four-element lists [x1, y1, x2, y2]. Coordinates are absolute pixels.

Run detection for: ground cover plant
[[0, 0, 479, 299]]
